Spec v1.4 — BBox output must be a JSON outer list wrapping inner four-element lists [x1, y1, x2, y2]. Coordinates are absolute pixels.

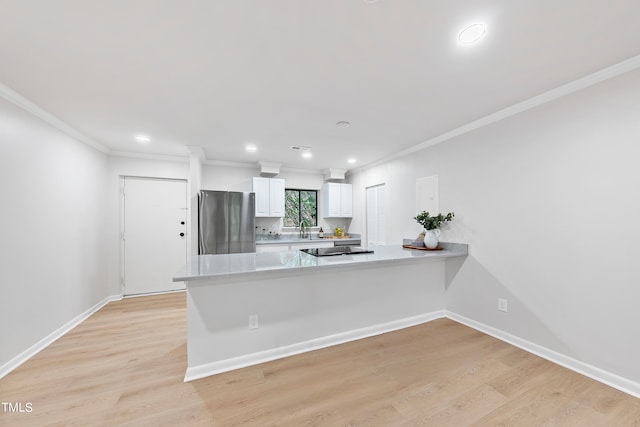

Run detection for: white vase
[[424, 229, 440, 249]]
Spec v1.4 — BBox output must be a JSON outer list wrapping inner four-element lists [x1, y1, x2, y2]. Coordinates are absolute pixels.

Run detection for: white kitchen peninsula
[[174, 243, 467, 381]]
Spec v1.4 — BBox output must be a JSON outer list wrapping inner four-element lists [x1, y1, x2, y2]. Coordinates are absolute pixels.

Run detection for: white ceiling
[[2, 1, 640, 172]]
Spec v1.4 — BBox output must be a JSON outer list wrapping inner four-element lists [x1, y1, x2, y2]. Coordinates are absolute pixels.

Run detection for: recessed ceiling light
[[245, 144, 257, 153], [347, 158, 357, 164], [134, 134, 151, 143], [336, 121, 351, 128], [302, 151, 312, 159], [458, 23, 487, 45]]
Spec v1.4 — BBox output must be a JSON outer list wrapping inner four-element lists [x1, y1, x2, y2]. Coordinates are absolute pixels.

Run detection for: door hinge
[[121, 232, 126, 241]]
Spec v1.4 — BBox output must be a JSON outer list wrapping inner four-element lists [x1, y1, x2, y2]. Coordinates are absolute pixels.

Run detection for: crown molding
[[257, 161, 281, 176], [203, 158, 259, 168], [109, 150, 189, 163], [0, 81, 110, 154], [352, 53, 640, 174], [185, 145, 206, 162], [280, 166, 324, 175], [202, 158, 325, 175], [6, 51, 639, 172]]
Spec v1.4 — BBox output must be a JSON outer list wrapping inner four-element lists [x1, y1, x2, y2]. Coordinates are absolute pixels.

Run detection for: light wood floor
[[1, 292, 638, 426]]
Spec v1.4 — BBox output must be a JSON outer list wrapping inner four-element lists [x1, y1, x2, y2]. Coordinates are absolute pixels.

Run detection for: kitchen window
[[284, 189, 317, 227]]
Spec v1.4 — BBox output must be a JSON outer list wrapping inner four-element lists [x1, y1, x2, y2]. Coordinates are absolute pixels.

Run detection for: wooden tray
[[402, 244, 443, 251]]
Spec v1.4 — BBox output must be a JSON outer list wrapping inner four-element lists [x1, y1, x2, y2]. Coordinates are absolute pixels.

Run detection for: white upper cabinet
[[253, 177, 285, 217], [268, 178, 285, 217], [324, 183, 341, 217], [340, 183, 352, 217], [253, 177, 270, 216], [322, 183, 352, 218]]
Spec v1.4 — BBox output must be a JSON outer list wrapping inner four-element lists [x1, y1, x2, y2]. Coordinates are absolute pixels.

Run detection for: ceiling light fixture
[[347, 158, 357, 164], [458, 23, 487, 45], [336, 121, 351, 128], [301, 151, 312, 159], [134, 134, 151, 143], [245, 144, 257, 153]]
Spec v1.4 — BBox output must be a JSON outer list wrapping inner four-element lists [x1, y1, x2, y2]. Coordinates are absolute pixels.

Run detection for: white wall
[[201, 164, 338, 233], [201, 162, 256, 192], [201, 163, 325, 192], [105, 159, 329, 289], [348, 68, 640, 385], [106, 155, 190, 296], [0, 97, 109, 369]]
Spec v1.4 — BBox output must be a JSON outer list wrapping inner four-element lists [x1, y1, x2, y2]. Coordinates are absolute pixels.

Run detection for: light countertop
[[173, 242, 467, 282]]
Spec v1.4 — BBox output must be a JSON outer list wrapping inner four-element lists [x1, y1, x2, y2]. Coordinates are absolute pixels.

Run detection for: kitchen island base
[[180, 244, 467, 382]]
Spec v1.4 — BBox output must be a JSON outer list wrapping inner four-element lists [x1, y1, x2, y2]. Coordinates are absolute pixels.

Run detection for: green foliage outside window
[[285, 189, 317, 227]]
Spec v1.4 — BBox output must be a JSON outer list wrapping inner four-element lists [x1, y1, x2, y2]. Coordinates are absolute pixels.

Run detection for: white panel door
[[252, 177, 270, 217], [322, 182, 342, 217], [123, 177, 187, 295], [366, 184, 386, 247], [269, 178, 285, 217], [340, 183, 353, 217]]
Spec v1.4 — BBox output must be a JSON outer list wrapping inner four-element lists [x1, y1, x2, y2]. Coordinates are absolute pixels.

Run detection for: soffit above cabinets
[[1, 1, 640, 172]]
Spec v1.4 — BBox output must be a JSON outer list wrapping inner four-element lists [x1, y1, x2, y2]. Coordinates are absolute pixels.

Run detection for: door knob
[[180, 221, 185, 225], [179, 232, 185, 237]]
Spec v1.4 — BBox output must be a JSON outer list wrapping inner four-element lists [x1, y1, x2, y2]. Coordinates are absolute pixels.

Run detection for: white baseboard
[[0, 294, 123, 380], [186, 310, 640, 398], [184, 310, 446, 382], [123, 288, 186, 299], [3, 296, 638, 400], [446, 311, 640, 399]]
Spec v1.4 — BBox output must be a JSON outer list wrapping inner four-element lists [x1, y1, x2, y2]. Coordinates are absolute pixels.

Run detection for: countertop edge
[[174, 243, 467, 283]]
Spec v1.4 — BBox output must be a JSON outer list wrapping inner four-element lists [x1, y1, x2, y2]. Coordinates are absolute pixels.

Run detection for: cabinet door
[[322, 183, 341, 217], [253, 177, 270, 217], [340, 184, 353, 217], [269, 178, 285, 217]]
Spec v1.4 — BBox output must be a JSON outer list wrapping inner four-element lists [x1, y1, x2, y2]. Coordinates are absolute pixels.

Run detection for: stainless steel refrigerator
[[198, 190, 256, 254]]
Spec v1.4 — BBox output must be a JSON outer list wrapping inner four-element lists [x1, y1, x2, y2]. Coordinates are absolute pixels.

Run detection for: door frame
[[119, 175, 191, 297]]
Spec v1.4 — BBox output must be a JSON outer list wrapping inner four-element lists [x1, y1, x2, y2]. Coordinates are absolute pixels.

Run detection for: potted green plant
[[413, 211, 454, 249]]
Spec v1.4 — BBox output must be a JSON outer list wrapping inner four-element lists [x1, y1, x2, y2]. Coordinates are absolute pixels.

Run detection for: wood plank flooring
[[1, 292, 638, 426]]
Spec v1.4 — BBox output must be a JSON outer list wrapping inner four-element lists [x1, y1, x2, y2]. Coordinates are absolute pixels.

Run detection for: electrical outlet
[[498, 298, 508, 313], [249, 314, 259, 329]]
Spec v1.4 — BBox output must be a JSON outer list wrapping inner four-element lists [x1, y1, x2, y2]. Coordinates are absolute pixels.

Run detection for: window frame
[[284, 188, 318, 228]]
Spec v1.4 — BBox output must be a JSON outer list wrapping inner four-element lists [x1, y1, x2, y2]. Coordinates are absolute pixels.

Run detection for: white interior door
[[366, 184, 386, 247], [123, 177, 188, 296]]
